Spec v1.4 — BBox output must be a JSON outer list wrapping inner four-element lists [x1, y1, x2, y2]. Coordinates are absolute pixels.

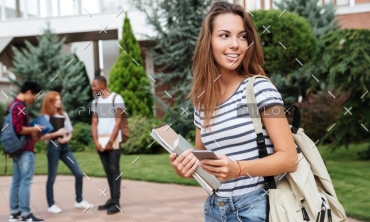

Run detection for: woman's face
[[211, 13, 248, 74], [54, 95, 62, 109]]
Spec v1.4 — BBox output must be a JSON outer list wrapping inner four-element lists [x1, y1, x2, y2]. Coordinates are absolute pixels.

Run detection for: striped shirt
[[194, 77, 284, 197]]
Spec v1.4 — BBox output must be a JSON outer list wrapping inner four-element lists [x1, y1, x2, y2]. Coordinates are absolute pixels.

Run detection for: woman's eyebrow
[[217, 30, 247, 34]]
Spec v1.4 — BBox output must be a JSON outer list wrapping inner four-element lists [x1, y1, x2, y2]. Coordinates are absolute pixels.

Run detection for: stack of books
[[150, 124, 221, 195]]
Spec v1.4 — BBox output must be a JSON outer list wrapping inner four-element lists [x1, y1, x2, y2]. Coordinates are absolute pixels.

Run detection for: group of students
[[6, 76, 124, 222], [6, 2, 299, 222]]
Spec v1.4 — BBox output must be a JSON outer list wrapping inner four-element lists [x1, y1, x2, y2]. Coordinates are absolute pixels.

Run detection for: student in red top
[[7, 82, 46, 222]]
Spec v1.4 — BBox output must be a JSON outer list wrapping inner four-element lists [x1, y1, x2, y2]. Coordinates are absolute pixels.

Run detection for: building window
[[320, 0, 350, 5]]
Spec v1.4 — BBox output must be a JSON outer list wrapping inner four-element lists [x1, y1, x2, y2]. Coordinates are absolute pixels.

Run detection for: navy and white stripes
[[194, 77, 284, 197]]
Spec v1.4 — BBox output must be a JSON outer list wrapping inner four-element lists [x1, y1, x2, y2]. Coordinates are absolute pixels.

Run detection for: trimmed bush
[[252, 10, 317, 76], [121, 116, 165, 154]]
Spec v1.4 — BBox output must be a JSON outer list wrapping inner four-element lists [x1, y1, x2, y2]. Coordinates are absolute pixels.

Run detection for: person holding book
[[7, 81, 45, 222], [90, 76, 125, 215], [169, 2, 297, 221], [39, 91, 93, 214]]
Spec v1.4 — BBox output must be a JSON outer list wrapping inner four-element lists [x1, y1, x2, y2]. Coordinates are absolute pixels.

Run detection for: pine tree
[[108, 12, 153, 117], [133, 0, 213, 138], [9, 24, 93, 123], [275, 0, 339, 38]]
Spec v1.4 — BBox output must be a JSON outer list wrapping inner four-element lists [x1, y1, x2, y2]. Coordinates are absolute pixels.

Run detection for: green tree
[[8, 25, 93, 123], [319, 29, 370, 159], [274, 0, 340, 103], [252, 10, 317, 77], [134, 0, 213, 138], [108, 12, 153, 117]]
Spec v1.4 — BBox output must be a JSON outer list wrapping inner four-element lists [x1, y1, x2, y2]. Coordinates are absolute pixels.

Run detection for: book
[[150, 124, 221, 195], [49, 116, 65, 139], [30, 115, 54, 135], [97, 134, 119, 149]]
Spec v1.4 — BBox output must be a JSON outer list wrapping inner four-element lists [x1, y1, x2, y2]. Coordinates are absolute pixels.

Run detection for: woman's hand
[[199, 154, 240, 182], [170, 149, 200, 178], [57, 136, 69, 144]]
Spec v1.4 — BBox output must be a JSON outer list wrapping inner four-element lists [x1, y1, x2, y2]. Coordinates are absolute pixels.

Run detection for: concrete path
[[0, 176, 363, 222]]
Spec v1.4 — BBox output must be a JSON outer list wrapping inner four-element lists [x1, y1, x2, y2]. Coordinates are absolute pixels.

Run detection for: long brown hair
[[188, 1, 265, 129], [40, 91, 64, 116]]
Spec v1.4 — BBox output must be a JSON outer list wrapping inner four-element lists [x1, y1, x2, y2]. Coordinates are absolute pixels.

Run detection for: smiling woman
[[169, 2, 298, 222]]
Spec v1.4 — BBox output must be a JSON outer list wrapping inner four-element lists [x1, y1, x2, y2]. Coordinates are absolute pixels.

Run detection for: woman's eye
[[220, 34, 228, 38], [240, 35, 247, 39]]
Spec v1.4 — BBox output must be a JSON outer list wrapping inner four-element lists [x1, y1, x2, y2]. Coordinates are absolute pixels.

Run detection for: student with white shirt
[[39, 91, 93, 214], [91, 76, 125, 215]]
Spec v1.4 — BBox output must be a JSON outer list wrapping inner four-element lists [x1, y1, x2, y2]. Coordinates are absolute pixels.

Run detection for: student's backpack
[[246, 75, 347, 222], [1, 101, 27, 157]]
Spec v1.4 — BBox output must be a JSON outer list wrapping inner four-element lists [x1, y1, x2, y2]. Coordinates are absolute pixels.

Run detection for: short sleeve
[[193, 107, 202, 130], [253, 78, 284, 111], [63, 112, 73, 133], [113, 94, 125, 110]]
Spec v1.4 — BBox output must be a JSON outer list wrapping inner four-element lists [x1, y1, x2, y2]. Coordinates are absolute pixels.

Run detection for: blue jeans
[[204, 187, 267, 222], [9, 151, 35, 217], [46, 142, 83, 207]]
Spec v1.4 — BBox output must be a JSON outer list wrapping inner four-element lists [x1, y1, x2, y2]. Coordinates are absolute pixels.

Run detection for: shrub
[[252, 10, 317, 76], [121, 116, 165, 154], [69, 122, 93, 152]]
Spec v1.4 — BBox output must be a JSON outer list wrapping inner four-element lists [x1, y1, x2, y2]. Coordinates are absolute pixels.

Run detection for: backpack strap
[[245, 75, 277, 189]]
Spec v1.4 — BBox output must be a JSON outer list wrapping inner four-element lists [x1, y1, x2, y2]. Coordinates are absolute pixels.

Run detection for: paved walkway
[[0, 176, 362, 222]]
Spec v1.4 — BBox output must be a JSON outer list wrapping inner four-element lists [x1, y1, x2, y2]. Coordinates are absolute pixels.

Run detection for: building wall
[[336, 12, 370, 28], [356, 0, 370, 3]]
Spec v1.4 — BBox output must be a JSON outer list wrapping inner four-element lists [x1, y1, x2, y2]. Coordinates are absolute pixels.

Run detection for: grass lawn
[[1, 143, 369, 220]]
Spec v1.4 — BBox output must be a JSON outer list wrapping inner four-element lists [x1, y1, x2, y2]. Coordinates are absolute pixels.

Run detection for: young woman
[[170, 2, 297, 221], [40, 91, 93, 214]]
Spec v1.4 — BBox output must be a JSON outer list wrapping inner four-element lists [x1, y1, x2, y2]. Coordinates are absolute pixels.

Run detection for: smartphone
[[192, 150, 219, 160]]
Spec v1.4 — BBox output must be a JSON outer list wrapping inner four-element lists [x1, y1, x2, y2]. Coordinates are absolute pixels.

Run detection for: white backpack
[[246, 75, 347, 222]]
